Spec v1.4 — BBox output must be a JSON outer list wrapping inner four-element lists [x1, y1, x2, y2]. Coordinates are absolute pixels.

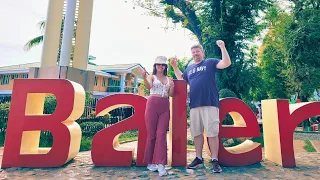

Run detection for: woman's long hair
[[152, 64, 168, 76]]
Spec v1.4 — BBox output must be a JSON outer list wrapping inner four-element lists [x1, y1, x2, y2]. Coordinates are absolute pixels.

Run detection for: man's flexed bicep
[[216, 40, 231, 69]]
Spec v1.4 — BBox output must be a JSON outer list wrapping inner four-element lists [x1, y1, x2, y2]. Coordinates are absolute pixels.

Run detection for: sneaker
[[186, 157, 204, 169], [147, 164, 158, 171], [212, 159, 222, 173], [157, 164, 167, 177]]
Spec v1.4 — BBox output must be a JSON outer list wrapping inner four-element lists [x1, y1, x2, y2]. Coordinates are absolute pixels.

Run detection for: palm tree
[[24, 19, 97, 65], [24, 20, 45, 51]]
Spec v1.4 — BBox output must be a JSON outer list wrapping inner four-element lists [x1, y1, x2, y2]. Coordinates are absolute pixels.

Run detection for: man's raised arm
[[170, 58, 184, 80], [216, 40, 231, 69]]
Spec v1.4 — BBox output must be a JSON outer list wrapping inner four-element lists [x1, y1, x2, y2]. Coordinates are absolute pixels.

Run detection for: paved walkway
[[0, 148, 319, 179], [0, 137, 319, 180], [310, 140, 320, 152]]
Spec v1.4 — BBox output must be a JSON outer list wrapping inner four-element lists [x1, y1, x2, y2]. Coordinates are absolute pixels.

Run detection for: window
[[1, 75, 10, 85], [94, 76, 98, 86], [21, 74, 28, 79], [107, 78, 120, 92], [102, 78, 106, 87], [11, 74, 18, 79]]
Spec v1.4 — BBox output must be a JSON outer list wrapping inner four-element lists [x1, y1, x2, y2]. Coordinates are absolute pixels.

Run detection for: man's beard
[[194, 56, 202, 62]]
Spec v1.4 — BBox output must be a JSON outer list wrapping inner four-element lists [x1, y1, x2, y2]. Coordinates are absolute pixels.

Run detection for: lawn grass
[[79, 129, 139, 152], [119, 136, 138, 144], [304, 140, 317, 152]]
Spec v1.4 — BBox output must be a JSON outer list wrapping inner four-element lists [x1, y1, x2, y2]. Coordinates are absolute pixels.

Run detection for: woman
[[142, 56, 174, 177]]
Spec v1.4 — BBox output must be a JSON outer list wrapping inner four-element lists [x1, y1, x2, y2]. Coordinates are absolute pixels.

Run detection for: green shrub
[[219, 89, 238, 99], [105, 117, 120, 125], [187, 139, 194, 145], [37, 132, 94, 152], [119, 129, 138, 138], [80, 122, 105, 137], [118, 129, 138, 143], [44, 95, 57, 114], [139, 82, 150, 96], [39, 131, 53, 147], [252, 136, 264, 147], [219, 89, 237, 125], [222, 138, 246, 147], [77, 117, 110, 126], [0, 102, 10, 129], [85, 92, 95, 105], [222, 135, 264, 148], [187, 139, 195, 149], [0, 102, 10, 145], [39, 133, 92, 151], [27, 131, 92, 151], [0, 102, 10, 113], [0, 132, 5, 146], [80, 137, 92, 151]]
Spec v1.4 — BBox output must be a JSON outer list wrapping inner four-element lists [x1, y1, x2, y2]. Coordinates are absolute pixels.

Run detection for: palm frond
[[23, 35, 44, 51], [88, 61, 97, 65], [37, 20, 46, 33]]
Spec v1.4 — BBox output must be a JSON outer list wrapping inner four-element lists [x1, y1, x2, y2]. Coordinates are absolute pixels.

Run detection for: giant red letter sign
[[3, 79, 316, 168], [91, 80, 188, 167], [262, 100, 320, 167], [91, 94, 147, 166], [1, 79, 84, 168], [168, 80, 187, 166], [218, 98, 262, 166]]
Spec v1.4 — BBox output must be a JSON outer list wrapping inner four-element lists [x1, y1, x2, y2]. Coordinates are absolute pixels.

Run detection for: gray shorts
[[190, 106, 220, 138]]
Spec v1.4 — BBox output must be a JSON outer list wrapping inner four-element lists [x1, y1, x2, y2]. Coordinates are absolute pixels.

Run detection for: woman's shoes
[[147, 164, 167, 177], [147, 164, 158, 171], [157, 164, 167, 177]]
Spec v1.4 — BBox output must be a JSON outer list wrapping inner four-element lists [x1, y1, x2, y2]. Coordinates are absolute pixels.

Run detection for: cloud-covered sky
[[0, 0, 198, 71]]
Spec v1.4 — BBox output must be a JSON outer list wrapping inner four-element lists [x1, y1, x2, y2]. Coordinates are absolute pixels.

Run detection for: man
[[170, 40, 231, 173]]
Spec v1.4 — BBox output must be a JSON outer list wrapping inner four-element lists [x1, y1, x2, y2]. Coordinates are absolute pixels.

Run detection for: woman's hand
[[169, 77, 174, 88], [169, 77, 175, 97], [142, 68, 147, 79]]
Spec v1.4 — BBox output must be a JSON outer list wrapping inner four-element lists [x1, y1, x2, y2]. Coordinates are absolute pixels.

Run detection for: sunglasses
[[155, 64, 167, 66]]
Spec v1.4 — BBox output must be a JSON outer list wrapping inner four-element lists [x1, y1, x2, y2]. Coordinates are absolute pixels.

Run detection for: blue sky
[[0, 0, 198, 71]]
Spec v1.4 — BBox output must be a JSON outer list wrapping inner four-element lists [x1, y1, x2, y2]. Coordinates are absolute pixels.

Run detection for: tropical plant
[[24, 19, 96, 65], [24, 20, 46, 51]]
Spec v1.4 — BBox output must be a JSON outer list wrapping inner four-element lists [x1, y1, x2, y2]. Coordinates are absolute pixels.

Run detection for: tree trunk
[[300, 95, 310, 131]]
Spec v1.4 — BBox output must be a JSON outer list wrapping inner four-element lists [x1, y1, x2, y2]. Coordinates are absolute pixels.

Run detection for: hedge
[[80, 122, 105, 137]]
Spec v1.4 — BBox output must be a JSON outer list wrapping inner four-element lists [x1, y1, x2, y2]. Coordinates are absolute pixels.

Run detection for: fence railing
[[0, 95, 134, 131], [107, 86, 138, 93], [125, 87, 138, 93], [106, 86, 121, 92], [0, 96, 11, 103]]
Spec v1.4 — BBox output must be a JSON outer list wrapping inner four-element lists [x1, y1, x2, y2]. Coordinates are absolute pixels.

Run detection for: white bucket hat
[[154, 56, 167, 65]]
